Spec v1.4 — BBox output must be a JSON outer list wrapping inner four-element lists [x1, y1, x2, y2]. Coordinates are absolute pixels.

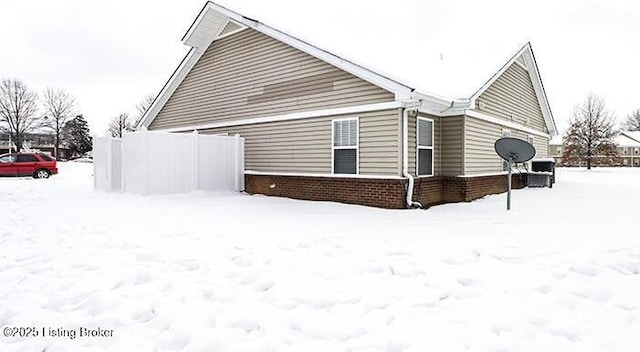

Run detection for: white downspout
[[403, 106, 422, 209]]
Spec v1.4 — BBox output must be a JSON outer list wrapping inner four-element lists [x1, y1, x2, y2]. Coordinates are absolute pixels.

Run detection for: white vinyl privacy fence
[[94, 129, 244, 194]]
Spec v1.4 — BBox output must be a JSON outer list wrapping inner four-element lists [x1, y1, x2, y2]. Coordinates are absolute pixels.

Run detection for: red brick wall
[[245, 174, 407, 209], [461, 173, 527, 201], [245, 173, 528, 209]]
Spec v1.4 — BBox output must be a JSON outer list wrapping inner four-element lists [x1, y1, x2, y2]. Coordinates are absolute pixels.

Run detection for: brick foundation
[[245, 174, 407, 209], [245, 173, 528, 209]]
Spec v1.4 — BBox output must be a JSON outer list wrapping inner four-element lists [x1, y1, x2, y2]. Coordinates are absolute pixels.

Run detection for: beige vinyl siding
[[440, 116, 464, 176], [464, 115, 549, 175], [475, 61, 547, 133], [149, 29, 394, 130], [359, 110, 402, 175], [510, 131, 548, 160], [199, 109, 401, 175], [531, 135, 549, 159], [464, 116, 513, 175]]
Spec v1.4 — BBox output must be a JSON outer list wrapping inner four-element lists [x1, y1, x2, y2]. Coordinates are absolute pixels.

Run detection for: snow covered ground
[[1, 163, 639, 351]]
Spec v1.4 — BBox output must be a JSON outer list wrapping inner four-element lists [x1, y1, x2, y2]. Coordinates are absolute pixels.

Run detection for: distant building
[[548, 131, 640, 167], [0, 132, 74, 160], [617, 131, 640, 167], [548, 136, 563, 165]]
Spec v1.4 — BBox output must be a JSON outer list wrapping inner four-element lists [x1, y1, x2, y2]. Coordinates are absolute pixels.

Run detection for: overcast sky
[[1, 0, 638, 136]]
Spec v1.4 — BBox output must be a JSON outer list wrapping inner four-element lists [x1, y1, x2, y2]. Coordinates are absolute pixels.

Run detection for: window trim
[[331, 117, 359, 175], [416, 116, 435, 177]]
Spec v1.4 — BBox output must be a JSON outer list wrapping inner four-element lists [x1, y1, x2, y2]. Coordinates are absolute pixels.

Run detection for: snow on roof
[[549, 136, 563, 145], [616, 134, 640, 147], [622, 131, 640, 143]]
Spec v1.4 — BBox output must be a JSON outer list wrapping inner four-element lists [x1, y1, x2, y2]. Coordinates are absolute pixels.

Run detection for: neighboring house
[[549, 131, 640, 167], [0, 132, 74, 160], [548, 136, 563, 165], [138, 2, 558, 209], [617, 132, 640, 167]]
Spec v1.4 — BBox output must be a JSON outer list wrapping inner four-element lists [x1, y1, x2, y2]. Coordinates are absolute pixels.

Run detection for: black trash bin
[[530, 159, 555, 188]]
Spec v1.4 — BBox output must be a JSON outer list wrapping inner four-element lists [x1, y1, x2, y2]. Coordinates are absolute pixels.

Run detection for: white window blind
[[333, 119, 357, 147], [417, 118, 434, 176], [332, 119, 358, 174]]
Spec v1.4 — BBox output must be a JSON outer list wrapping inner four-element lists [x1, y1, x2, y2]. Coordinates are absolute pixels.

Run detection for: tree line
[[563, 94, 640, 169], [0, 78, 91, 158], [107, 95, 154, 138]]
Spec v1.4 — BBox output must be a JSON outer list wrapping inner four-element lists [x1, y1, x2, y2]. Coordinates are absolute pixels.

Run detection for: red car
[[0, 152, 58, 178]]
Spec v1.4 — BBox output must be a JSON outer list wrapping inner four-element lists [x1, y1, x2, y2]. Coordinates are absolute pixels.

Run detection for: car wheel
[[34, 169, 51, 179]]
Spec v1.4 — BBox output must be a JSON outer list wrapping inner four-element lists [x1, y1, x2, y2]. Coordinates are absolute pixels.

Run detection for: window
[[623, 159, 628, 166], [623, 147, 629, 154], [39, 153, 54, 161], [635, 148, 639, 154], [501, 129, 511, 171], [16, 154, 38, 162], [0, 154, 16, 163], [332, 118, 358, 174], [556, 147, 562, 155], [417, 117, 434, 176]]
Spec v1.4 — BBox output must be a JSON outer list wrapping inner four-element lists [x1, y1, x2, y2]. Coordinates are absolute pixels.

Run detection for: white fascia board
[[181, 2, 211, 44], [466, 110, 550, 139], [522, 48, 558, 136], [154, 101, 403, 133], [138, 48, 203, 129]]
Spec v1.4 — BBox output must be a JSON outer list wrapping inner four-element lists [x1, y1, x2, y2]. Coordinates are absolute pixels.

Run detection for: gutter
[[402, 105, 422, 209]]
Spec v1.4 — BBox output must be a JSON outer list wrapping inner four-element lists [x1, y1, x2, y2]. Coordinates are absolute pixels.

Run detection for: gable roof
[[616, 134, 640, 147], [138, 1, 557, 136], [622, 131, 640, 143]]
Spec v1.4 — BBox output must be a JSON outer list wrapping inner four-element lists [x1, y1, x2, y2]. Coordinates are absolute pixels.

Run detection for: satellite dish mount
[[494, 138, 536, 210]]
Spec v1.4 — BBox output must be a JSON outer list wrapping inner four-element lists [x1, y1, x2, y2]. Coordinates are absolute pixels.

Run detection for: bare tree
[[0, 78, 40, 152], [562, 94, 618, 169], [42, 88, 76, 159], [622, 109, 640, 131], [134, 94, 155, 128], [108, 113, 133, 138]]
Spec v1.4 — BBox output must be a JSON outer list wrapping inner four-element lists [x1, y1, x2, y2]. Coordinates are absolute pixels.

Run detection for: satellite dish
[[494, 137, 536, 211], [494, 137, 536, 163]]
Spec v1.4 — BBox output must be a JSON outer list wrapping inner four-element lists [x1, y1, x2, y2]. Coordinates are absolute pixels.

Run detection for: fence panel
[[93, 137, 123, 192], [94, 129, 244, 195]]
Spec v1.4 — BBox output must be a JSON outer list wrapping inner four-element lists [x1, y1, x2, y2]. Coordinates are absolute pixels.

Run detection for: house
[[137, 2, 558, 209], [550, 132, 640, 167], [0, 132, 74, 160], [616, 131, 640, 167], [548, 136, 563, 165]]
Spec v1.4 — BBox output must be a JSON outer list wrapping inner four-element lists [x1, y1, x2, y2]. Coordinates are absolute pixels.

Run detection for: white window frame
[[634, 148, 639, 154], [501, 129, 511, 171], [331, 117, 359, 175], [416, 116, 434, 177], [623, 146, 629, 154], [527, 135, 534, 145]]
